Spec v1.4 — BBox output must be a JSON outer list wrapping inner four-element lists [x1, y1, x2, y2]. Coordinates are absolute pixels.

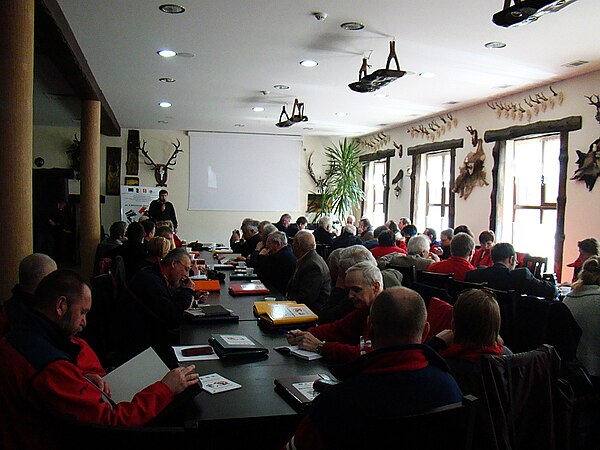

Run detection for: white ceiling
[[52, 0, 600, 137]]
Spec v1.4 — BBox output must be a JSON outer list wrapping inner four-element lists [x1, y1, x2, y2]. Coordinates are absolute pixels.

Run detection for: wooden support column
[[80, 100, 101, 279], [0, 0, 34, 301]]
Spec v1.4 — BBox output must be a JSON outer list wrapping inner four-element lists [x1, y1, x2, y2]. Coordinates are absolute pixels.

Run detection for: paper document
[[200, 373, 242, 394], [102, 347, 169, 403]]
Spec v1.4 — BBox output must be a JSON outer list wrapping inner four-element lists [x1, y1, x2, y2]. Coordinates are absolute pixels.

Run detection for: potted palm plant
[[321, 138, 365, 223]]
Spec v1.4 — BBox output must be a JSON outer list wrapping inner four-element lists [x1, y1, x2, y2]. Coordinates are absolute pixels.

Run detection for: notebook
[[193, 279, 221, 292], [228, 282, 270, 296], [253, 301, 318, 326], [274, 345, 323, 361], [229, 273, 260, 281], [274, 374, 324, 412], [186, 304, 232, 317], [208, 334, 269, 360]]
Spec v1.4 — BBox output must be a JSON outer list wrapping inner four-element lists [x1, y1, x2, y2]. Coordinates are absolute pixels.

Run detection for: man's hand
[[286, 330, 304, 345], [435, 329, 454, 346], [294, 331, 323, 353], [161, 365, 199, 395], [85, 373, 111, 396], [428, 252, 440, 262], [179, 276, 195, 291]]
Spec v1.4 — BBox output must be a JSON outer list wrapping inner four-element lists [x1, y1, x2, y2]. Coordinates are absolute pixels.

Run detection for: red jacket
[[0, 312, 173, 450], [427, 256, 476, 281], [471, 248, 493, 268], [307, 306, 371, 362], [370, 245, 407, 260]]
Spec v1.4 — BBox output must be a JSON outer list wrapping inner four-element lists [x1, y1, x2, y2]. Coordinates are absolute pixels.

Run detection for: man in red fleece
[[0, 269, 199, 450], [427, 232, 476, 281]]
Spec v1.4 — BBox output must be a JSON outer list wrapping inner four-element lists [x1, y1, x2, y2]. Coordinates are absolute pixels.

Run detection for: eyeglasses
[[177, 261, 191, 272]]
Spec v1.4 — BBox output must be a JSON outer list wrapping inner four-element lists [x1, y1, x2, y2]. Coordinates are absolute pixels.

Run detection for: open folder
[[102, 347, 170, 404]]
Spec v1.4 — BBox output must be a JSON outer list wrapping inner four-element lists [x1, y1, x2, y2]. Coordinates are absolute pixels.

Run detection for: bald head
[[293, 230, 316, 258], [19, 253, 58, 294], [369, 287, 428, 348]]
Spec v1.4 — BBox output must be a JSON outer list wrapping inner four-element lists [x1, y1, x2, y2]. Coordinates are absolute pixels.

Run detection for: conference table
[[179, 250, 331, 449]]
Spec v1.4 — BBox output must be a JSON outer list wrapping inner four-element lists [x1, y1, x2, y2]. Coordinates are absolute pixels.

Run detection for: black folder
[[208, 334, 269, 360]]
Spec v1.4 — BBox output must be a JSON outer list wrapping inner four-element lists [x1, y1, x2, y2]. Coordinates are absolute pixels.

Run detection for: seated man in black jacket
[[230, 218, 262, 259], [121, 248, 195, 366], [255, 231, 297, 295], [465, 243, 558, 299], [313, 216, 336, 246]]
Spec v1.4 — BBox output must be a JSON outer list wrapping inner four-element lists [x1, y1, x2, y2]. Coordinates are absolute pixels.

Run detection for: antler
[[585, 94, 600, 107], [165, 139, 183, 168], [138, 141, 158, 167]]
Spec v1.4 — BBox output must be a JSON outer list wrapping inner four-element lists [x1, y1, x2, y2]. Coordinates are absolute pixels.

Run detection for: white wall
[[375, 69, 600, 280]]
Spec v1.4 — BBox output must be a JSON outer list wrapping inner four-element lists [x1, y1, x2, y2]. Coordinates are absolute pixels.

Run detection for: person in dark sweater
[[255, 231, 297, 295], [109, 222, 149, 280]]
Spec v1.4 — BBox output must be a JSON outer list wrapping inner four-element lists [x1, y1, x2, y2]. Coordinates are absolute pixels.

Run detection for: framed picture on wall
[[124, 177, 139, 186], [106, 147, 122, 196]]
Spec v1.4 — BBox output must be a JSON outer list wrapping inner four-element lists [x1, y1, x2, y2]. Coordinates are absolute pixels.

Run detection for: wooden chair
[[354, 395, 478, 450], [449, 279, 487, 302], [416, 270, 454, 289], [523, 255, 548, 279]]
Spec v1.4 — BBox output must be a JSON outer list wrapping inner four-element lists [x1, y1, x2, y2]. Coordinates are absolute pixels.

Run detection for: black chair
[[449, 279, 487, 302], [315, 243, 331, 261], [389, 264, 417, 286], [522, 255, 548, 279], [410, 281, 454, 306], [354, 395, 478, 450], [486, 288, 517, 350], [416, 270, 453, 289]]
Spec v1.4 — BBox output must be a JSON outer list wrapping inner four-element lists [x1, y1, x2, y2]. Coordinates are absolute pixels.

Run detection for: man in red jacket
[[0, 269, 199, 450], [286, 261, 383, 362], [427, 232, 476, 281]]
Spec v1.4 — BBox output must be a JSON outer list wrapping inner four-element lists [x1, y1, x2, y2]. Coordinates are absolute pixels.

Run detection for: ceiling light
[[158, 77, 176, 83], [485, 41, 507, 49], [335, 112, 348, 117], [419, 72, 436, 78], [300, 59, 318, 67], [493, 84, 513, 89], [158, 4, 185, 14], [340, 21, 365, 31], [444, 101, 460, 105], [273, 84, 290, 90], [157, 49, 177, 58], [562, 60, 589, 68], [313, 12, 327, 21], [234, 124, 245, 127], [303, 127, 314, 130], [159, 101, 172, 108], [158, 120, 169, 124], [252, 106, 265, 112]]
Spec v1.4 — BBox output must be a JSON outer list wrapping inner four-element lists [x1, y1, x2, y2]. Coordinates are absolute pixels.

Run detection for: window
[[498, 135, 559, 265], [363, 159, 388, 227], [415, 151, 451, 233]]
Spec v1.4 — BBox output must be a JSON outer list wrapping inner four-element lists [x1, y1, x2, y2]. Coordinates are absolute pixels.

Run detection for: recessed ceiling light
[[159, 101, 172, 108], [335, 112, 348, 117], [273, 84, 290, 90], [300, 59, 318, 67], [157, 49, 177, 58], [158, 120, 169, 124], [419, 72, 436, 78], [303, 127, 314, 130], [159, 4, 185, 14], [234, 123, 245, 127], [562, 60, 589, 68], [340, 21, 365, 31], [252, 106, 265, 112], [374, 93, 388, 98], [444, 101, 460, 105], [485, 41, 507, 49], [493, 84, 513, 89], [158, 77, 176, 83]]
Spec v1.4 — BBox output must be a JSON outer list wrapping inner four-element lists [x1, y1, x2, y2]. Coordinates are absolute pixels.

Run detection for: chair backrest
[[410, 282, 454, 306], [449, 279, 487, 302], [486, 288, 517, 350], [416, 270, 454, 289], [522, 255, 548, 279], [315, 243, 330, 261], [355, 395, 478, 450], [389, 264, 416, 286]]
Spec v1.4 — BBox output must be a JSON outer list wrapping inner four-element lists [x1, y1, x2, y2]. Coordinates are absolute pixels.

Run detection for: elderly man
[[287, 261, 383, 362], [122, 248, 196, 366], [0, 269, 199, 450], [358, 218, 374, 242], [0, 253, 57, 335], [148, 189, 178, 231], [465, 243, 558, 299], [330, 224, 362, 251], [230, 218, 262, 259], [255, 231, 297, 295], [274, 213, 292, 233], [427, 232, 476, 281], [377, 234, 439, 272], [284, 286, 462, 450], [439, 228, 454, 260], [313, 216, 336, 246], [287, 231, 331, 315]]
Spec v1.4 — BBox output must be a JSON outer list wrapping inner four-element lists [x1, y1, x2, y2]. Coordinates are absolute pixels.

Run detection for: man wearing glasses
[[121, 248, 195, 367]]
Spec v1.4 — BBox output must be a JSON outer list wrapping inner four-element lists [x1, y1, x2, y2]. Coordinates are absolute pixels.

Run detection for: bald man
[[284, 286, 462, 450], [0, 253, 57, 335], [287, 230, 331, 316]]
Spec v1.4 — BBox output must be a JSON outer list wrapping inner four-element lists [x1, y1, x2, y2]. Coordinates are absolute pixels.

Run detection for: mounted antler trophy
[[137, 139, 184, 186], [571, 95, 600, 191], [452, 127, 489, 199]]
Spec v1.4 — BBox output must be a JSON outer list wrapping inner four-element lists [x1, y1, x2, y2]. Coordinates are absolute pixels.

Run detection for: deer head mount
[[585, 94, 600, 124], [453, 127, 489, 199], [137, 139, 183, 186], [307, 152, 329, 193], [487, 85, 564, 121], [407, 114, 458, 141]]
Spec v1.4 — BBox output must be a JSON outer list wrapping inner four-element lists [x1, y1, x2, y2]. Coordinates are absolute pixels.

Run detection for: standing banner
[[120, 185, 160, 223]]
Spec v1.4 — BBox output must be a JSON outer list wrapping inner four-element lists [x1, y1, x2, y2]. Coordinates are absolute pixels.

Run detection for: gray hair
[[441, 228, 454, 240], [346, 261, 383, 287], [261, 223, 277, 240], [407, 234, 430, 255], [343, 224, 357, 235], [295, 230, 316, 252], [19, 253, 58, 293], [340, 245, 377, 271], [318, 216, 332, 230], [161, 247, 191, 266], [267, 230, 287, 246], [245, 219, 259, 233]]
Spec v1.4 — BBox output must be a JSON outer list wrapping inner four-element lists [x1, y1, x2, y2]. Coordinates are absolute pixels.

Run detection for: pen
[[276, 328, 293, 336]]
